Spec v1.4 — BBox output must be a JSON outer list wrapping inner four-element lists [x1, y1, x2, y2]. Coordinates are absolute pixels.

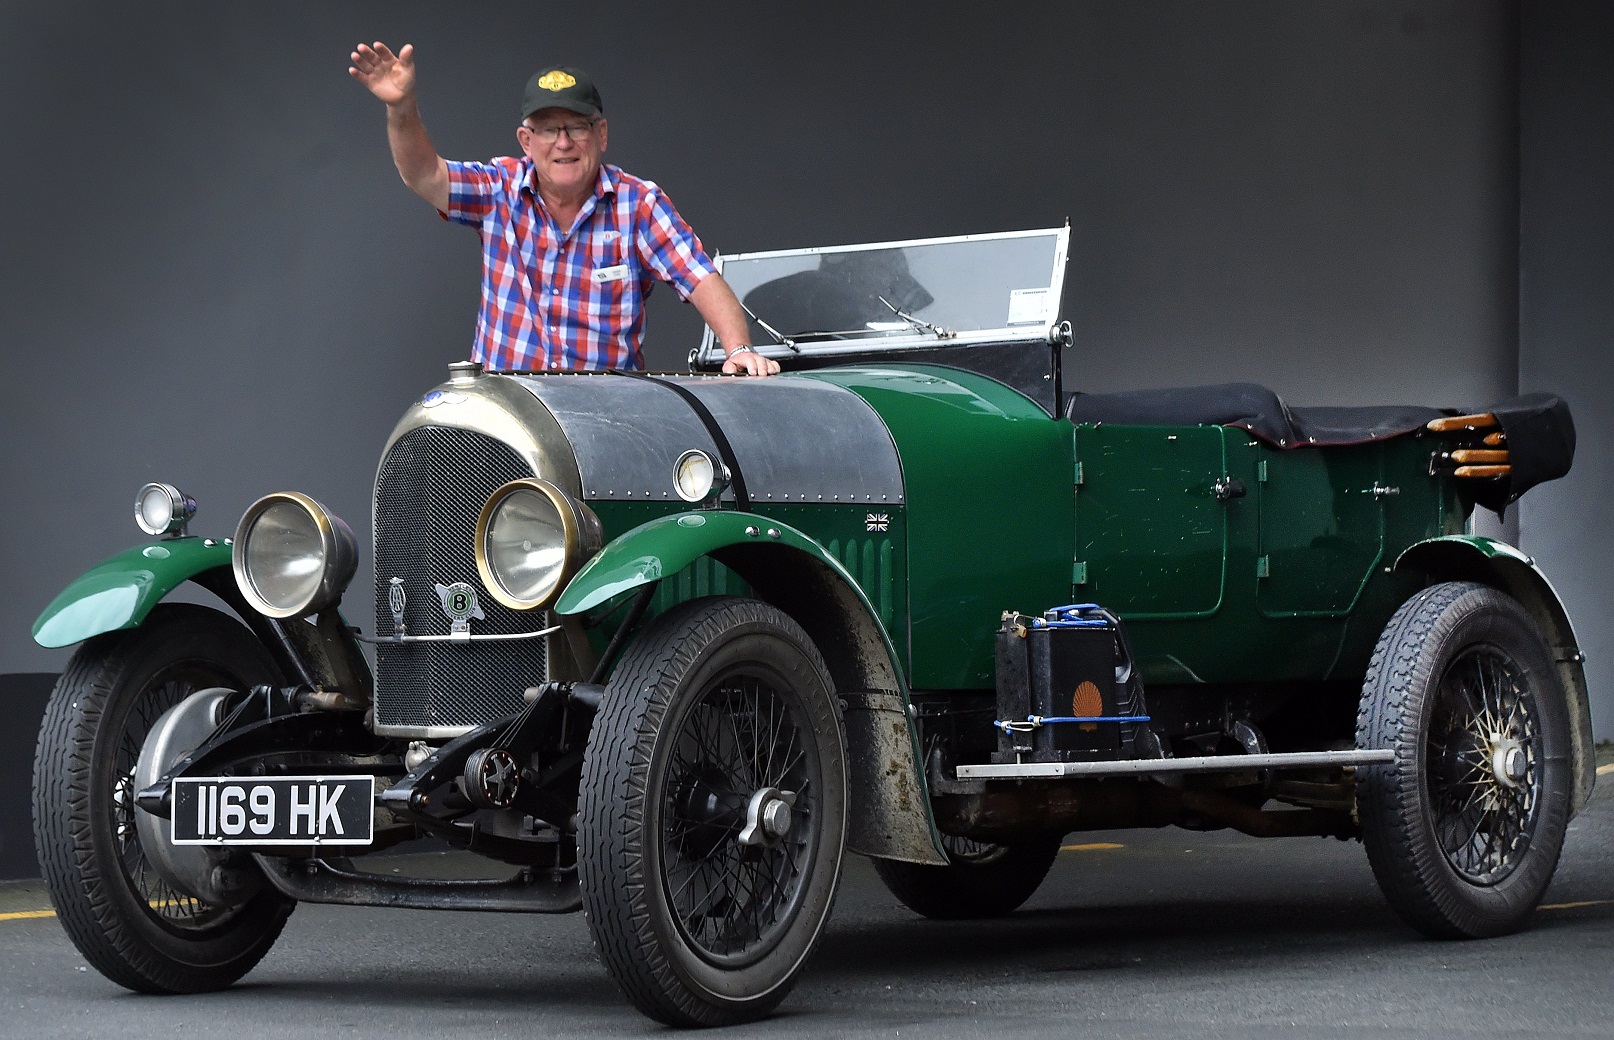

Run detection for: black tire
[[872, 832, 1063, 920], [579, 597, 847, 1027], [1356, 581, 1571, 939], [32, 603, 295, 992]]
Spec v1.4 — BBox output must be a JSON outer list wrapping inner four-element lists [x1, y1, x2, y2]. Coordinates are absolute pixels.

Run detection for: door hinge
[[1073, 560, 1088, 584], [1256, 555, 1270, 579], [1075, 461, 1084, 487]]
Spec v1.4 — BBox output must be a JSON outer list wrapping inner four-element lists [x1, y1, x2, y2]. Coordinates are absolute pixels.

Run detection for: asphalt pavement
[[4, 763, 1611, 1039]]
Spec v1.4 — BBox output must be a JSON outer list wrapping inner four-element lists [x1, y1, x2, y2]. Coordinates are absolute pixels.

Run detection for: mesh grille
[[373, 425, 546, 732]]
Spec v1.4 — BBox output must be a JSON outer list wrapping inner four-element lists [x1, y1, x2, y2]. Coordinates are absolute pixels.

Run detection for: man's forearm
[[689, 275, 752, 353], [386, 100, 449, 211]]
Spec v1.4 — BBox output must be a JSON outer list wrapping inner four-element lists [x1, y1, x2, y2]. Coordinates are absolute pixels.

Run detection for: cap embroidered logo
[[537, 70, 577, 91]]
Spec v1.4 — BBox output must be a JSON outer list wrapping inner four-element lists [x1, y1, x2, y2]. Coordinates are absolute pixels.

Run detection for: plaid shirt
[[442, 158, 717, 370]]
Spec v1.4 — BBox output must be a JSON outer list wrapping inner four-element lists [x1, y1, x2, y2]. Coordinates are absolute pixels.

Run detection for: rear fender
[[556, 511, 947, 865], [1394, 535, 1595, 815]]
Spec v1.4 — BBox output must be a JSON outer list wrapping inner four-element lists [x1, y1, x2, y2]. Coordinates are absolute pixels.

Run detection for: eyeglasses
[[522, 121, 598, 144]]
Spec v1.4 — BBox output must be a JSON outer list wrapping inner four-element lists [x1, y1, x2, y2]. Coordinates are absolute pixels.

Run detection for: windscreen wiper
[[736, 299, 800, 353], [878, 295, 956, 340]]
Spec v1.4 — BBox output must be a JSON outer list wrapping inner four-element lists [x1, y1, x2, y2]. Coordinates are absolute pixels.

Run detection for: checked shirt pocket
[[584, 242, 638, 334]]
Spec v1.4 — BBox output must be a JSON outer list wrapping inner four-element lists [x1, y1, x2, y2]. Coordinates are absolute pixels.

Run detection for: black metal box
[[994, 613, 1121, 763]]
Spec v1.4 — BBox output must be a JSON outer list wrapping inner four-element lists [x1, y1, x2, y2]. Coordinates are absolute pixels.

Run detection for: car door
[[1073, 424, 1230, 618]]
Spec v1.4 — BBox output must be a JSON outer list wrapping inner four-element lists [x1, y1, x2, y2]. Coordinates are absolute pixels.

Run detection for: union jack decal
[[865, 513, 890, 533]]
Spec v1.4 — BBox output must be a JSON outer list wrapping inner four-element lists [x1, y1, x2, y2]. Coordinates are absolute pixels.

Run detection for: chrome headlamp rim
[[475, 478, 602, 611], [672, 448, 731, 504], [231, 491, 358, 619], [135, 482, 196, 537]]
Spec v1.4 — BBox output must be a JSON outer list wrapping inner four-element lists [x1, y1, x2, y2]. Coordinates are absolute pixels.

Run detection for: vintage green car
[[31, 227, 1590, 1027]]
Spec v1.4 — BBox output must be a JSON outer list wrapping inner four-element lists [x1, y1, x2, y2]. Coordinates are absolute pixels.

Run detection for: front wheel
[[1356, 582, 1571, 938], [579, 597, 848, 1027], [32, 604, 295, 992]]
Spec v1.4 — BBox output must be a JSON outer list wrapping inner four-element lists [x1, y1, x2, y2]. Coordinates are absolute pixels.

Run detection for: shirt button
[[551, 361, 561, 369]]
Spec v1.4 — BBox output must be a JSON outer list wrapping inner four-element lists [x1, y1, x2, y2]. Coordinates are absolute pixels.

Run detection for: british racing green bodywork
[[32, 537, 233, 649], [555, 364, 1484, 694], [1074, 423, 1466, 685]]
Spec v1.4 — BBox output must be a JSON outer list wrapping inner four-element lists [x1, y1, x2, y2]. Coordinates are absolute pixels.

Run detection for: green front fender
[[557, 511, 869, 620], [33, 537, 234, 648], [556, 509, 947, 866]]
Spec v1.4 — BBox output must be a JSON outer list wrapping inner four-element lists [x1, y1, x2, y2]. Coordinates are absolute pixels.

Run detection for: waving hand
[[349, 42, 416, 105]]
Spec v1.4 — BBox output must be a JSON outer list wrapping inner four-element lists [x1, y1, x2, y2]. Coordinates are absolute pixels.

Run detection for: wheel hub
[[134, 687, 258, 909], [738, 787, 797, 846], [1489, 734, 1528, 788]]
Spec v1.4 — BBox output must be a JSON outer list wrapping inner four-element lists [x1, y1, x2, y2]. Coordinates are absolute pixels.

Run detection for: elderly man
[[349, 42, 776, 375]]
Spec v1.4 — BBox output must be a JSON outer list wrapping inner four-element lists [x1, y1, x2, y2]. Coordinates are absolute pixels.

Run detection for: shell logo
[[1072, 681, 1103, 731], [537, 70, 577, 91]]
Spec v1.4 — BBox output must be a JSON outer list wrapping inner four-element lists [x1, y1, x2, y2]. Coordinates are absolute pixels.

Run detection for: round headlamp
[[135, 482, 196, 537], [232, 492, 358, 618], [672, 449, 731, 504], [476, 479, 602, 611]]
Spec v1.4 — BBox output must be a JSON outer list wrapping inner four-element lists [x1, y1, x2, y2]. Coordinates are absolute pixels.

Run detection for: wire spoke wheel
[[111, 673, 235, 931], [1357, 582, 1571, 939], [580, 597, 847, 1026], [33, 604, 294, 992], [661, 675, 820, 964], [1426, 646, 1540, 885]]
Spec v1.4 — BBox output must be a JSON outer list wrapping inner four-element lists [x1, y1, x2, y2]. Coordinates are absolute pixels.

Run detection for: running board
[[954, 748, 1395, 780]]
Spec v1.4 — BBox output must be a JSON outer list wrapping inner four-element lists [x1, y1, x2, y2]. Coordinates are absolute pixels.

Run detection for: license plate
[[170, 776, 375, 846]]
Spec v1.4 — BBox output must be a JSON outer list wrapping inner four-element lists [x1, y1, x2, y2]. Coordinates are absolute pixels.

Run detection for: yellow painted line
[[1061, 842, 1124, 852], [0, 909, 55, 921], [1597, 763, 1613, 776], [1539, 899, 1611, 911]]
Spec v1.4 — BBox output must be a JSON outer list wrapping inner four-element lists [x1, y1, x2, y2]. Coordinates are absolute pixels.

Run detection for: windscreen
[[718, 231, 1065, 347]]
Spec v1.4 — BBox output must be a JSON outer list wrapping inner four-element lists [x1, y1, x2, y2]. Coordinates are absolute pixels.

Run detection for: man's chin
[[542, 163, 591, 187]]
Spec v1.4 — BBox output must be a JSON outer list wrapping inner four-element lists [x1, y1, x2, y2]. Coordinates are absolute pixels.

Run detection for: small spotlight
[[672, 449, 731, 504], [135, 483, 196, 537]]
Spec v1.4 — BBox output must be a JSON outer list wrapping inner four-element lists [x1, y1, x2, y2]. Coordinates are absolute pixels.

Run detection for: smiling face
[[517, 107, 608, 204]]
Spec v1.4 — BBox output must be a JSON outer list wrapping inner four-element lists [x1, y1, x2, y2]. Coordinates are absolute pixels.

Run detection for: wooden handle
[[1454, 464, 1511, 478], [1483, 432, 1506, 447], [1427, 412, 1498, 432], [1451, 449, 1509, 464]]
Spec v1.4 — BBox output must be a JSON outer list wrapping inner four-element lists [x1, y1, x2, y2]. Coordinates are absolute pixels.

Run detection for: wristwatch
[[727, 344, 758, 357]]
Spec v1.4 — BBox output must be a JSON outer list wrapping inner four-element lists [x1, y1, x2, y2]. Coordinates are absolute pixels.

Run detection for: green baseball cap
[[521, 65, 604, 121]]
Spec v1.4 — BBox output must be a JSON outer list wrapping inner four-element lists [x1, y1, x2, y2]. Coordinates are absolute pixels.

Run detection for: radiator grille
[[372, 425, 546, 732]]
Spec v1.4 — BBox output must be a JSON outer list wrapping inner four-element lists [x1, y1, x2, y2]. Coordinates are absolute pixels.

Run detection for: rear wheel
[[579, 597, 847, 1026], [32, 604, 294, 992], [1356, 582, 1571, 938], [873, 833, 1063, 919]]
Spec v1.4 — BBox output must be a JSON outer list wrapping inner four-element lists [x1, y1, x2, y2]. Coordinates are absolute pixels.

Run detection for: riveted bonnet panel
[[509, 373, 904, 504]]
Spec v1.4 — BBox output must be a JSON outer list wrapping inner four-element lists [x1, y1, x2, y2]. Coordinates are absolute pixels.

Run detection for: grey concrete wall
[[1519, 0, 1614, 737]]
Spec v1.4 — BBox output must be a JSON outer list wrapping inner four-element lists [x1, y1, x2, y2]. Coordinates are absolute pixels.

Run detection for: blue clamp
[[1032, 603, 1112, 629]]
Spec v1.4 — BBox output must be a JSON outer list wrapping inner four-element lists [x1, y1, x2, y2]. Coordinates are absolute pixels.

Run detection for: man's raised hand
[[349, 42, 416, 106]]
